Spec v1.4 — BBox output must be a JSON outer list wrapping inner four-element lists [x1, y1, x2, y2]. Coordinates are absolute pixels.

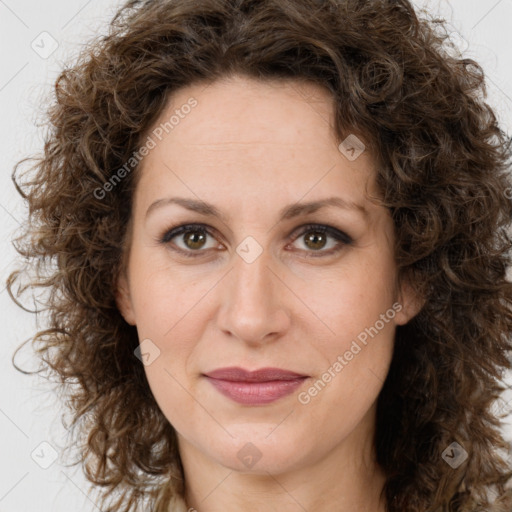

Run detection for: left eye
[[159, 223, 353, 258]]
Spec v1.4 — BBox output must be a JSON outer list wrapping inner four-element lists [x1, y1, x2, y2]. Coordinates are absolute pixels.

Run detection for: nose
[[216, 246, 291, 346]]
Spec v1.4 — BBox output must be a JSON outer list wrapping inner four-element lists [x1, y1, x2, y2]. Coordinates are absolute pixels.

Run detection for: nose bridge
[[233, 245, 273, 304], [217, 239, 290, 342]]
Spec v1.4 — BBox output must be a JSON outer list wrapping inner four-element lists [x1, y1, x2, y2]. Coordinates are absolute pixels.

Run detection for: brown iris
[[303, 231, 327, 251], [183, 230, 207, 250]]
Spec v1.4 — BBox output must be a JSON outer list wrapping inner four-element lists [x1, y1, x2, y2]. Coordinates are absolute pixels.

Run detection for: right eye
[[159, 223, 223, 257]]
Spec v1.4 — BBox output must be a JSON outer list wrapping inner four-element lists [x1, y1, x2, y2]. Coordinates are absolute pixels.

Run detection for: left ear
[[394, 276, 425, 326]]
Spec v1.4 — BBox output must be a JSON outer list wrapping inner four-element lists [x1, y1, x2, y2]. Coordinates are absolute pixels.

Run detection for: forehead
[[143, 75, 347, 152], [133, 75, 380, 220]]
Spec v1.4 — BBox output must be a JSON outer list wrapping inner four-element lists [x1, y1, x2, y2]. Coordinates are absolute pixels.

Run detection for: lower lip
[[205, 377, 307, 405]]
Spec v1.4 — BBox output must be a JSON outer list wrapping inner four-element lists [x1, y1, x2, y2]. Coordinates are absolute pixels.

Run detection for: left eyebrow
[[279, 196, 369, 221]]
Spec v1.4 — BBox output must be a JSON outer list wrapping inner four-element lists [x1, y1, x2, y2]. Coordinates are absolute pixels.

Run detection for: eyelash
[[158, 222, 353, 259]]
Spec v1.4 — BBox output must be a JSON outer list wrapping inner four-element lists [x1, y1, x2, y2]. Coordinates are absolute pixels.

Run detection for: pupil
[[186, 231, 205, 249], [306, 232, 325, 250]]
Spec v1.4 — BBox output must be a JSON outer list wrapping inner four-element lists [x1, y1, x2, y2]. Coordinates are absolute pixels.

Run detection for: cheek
[[128, 249, 206, 336], [294, 258, 397, 341], [298, 310, 396, 431], [299, 259, 398, 399], [143, 359, 198, 436]]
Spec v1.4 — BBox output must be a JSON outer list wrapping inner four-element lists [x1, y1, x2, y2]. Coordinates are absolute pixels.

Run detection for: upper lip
[[204, 367, 308, 382]]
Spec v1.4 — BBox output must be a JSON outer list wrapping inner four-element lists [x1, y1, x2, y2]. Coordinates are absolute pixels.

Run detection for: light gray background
[[1, 1, 511, 510]]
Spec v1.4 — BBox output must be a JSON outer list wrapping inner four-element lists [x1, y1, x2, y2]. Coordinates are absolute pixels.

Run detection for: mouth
[[203, 367, 309, 405]]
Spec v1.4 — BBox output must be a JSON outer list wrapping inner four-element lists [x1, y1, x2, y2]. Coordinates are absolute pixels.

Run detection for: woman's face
[[116, 75, 420, 475]]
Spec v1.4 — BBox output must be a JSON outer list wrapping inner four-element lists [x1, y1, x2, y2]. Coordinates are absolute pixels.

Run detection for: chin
[[203, 426, 311, 474]]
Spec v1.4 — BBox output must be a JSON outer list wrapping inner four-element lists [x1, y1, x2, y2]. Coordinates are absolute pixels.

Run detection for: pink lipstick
[[203, 367, 308, 405]]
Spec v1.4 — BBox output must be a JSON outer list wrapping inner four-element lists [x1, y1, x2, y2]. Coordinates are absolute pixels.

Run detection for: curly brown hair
[[8, 0, 512, 510]]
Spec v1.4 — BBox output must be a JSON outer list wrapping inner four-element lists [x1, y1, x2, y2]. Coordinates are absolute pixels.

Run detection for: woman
[[8, 0, 512, 511]]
